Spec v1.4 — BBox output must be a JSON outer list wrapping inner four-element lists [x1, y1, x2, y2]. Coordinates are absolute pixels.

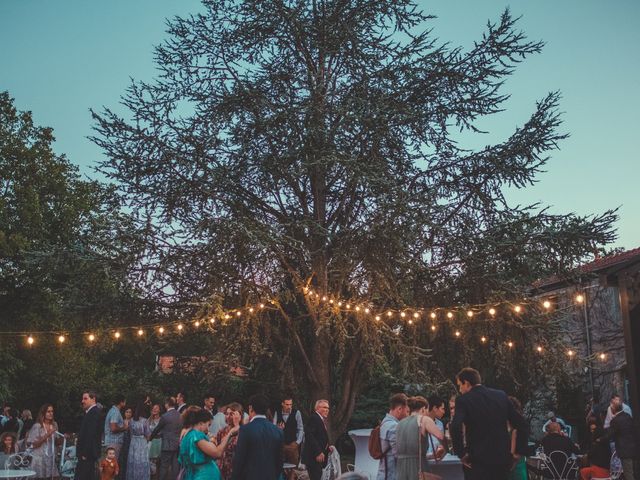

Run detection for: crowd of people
[[0, 368, 637, 480]]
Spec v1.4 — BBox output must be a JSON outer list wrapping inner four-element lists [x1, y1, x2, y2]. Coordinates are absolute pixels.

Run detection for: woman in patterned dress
[[215, 403, 243, 480], [126, 401, 151, 480], [27, 404, 60, 479]]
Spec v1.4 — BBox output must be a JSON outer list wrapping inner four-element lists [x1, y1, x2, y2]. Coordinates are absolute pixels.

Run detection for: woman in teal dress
[[507, 396, 528, 480], [179, 408, 239, 480]]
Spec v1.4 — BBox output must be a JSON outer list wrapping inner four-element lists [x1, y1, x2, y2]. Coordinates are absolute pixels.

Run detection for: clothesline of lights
[[0, 288, 603, 361]]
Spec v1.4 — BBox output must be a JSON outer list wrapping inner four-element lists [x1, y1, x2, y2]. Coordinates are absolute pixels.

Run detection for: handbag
[[417, 415, 442, 480]]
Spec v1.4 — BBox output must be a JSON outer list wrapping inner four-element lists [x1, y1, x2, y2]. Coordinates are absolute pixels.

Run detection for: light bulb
[[400, 312, 406, 318], [567, 350, 575, 357], [489, 308, 496, 316], [365, 308, 370, 314], [27, 336, 34, 345], [413, 312, 419, 319], [88, 334, 96, 342], [467, 311, 473, 318], [58, 335, 66, 344], [259, 303, 265, 309], [387, 311, 393, 317], [430, 325, 436, 331], [408, 319, 413, 325], [536, 345, 543, 353], [447, 312, 453, 319], [514, 305, 522, 313], [137, 329, 144, 336], [430, 312, 437, 319], [249, 308, 254, 313], [576, 294, 584, 304], [177, 324, 184, 331], [375, 315, 381, 321], [454, 330, 461, 337], [481, 336, 487, 343], [235, 311, 241, 317], [355, 306, 360, 312], [194, 321, 200, 327], [543, 300, 551, 309], [114, 331, 121, 339], [158, 327, 165, 334], [599, 353, 606, 360], [507, 341, 514, 348]]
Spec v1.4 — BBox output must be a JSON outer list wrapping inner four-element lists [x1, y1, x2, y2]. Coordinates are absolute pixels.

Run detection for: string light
[[137, 329, 144, 336], [408, 319, 413, 325], [346, 304, 351, 310], [430, 312, 437, 319], [400, 312, 406, 318], [235, 311, 241, 317], [599, 353, 606, 360], [259, 303, 265, 309], [430, 325, 436, 331], [413, 312, 419, 319], [543, 300, 551, 310], [177, 324, 184, 331], [536, 345, 543, 353], [355, 306, 361, 312], [114, 331, 121, 339], [338, 302, 343, 307], [387, 311, 393, 317], [88, 334, 96, 342], [567, 350, 575, 357], [158, 327, 165, 334], [209, 318, 215, 324], [329, 299, 334, 304], [322, 296, 328, 302], [466, 310, 473, 318], [27, 336, 34, 346], [375, 315, 381, 321], [58, 335, 66, 344], [454, 330, 461, 337], [507, 341, 514, 348], [224, 314, 231, 320], [447, 312, 454, 319], [194, 321, 200, 327], [489, 308, 496, 316], [576, 294, 585, 304], [365, 308, 370, 314], [480, 336, 487, 343], [248, 308, 254, 313], [514, 305, 522, 313]]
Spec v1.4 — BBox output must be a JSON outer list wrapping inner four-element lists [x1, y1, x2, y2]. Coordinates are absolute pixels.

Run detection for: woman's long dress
[[179, 429, 221, 480], [395, 415, 430, 480], [126, 418, 151, 480], [27, 422, 60, 478]]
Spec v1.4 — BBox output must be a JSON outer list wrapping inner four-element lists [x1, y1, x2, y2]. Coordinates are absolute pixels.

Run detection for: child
[[99, 447, 119, 480]]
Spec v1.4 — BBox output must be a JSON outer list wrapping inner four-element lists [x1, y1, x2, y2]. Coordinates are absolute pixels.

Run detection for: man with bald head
[[540, 422, 580, 477]]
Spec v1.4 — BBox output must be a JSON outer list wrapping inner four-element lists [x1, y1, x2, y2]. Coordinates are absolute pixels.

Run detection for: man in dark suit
[[450, 367, 527, 480], [231, 394, 284, 480], [150, 397, 182, 480], [75, 390, 102, 480], [303, 399, 331, 480], [604, 402, 637, 480]]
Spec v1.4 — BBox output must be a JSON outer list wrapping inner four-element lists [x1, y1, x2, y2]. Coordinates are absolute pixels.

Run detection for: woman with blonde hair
[[27, 404, 60, 479]]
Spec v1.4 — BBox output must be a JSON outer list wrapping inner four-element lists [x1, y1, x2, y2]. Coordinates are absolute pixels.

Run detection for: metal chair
[[3, 453, 32, 470], [538, 450, 579, 479]]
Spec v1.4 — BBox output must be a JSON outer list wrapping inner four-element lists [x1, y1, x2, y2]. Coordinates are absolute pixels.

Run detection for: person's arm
[[197, 425, 239, 459], [28, 424, 53, 449], [305, 417, 322, 459], [114, 459, 119, 475], [295, 411, 304, 445], [149, 415, 165, 440], [421, 416, 445, 441], [506, 398, 528, 455]]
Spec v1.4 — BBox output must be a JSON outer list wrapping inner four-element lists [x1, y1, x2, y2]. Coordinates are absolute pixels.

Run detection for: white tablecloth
[[0, 470, 36, 478]]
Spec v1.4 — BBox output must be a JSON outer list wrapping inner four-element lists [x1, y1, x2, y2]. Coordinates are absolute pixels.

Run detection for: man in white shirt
[[273, 396, 304, 468], [426, 395, 446, 458], [604, 394, 632, 428], [376, 393, 409, 480]]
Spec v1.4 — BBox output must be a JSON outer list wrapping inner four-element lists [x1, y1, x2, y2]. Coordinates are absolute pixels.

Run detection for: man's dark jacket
[[303, 412, 329, 465], [605, 411, 637, 459], [231, 417, 284, 480], [76, 406, 102, 461], [450, 385, 528, 466]]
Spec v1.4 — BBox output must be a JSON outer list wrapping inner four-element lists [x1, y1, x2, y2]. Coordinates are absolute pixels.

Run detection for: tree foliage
[[0, 91, 149, 414], [91, 1, 617, 436]]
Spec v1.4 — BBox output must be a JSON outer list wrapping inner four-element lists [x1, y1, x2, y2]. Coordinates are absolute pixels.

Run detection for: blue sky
[[1, 0, 638, 250]]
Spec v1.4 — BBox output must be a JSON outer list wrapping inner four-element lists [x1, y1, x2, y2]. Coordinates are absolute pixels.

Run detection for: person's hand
[[230, 411, 242, 427], [435, 445, 446, 460], [511, 453, 521, 470], [315, 453, 325, 463], [329, 445, 335, 453], [229, 424, 240, 436], [461, 454, 472, 469]]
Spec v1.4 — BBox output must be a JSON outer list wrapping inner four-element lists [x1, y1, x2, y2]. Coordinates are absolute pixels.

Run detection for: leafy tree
[[92, 1, 616, 436], [0, 91, 147, 415]]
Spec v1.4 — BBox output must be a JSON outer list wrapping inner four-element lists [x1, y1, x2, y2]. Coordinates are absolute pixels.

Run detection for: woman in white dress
[[27, 404, 60, 479]]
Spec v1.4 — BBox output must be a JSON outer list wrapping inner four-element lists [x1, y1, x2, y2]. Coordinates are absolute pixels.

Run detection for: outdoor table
[[0, 470, 36, 478], [348, 428, 464, 480]]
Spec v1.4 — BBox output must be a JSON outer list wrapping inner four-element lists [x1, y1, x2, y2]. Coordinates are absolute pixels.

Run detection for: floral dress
[[215, 426, 238, 480], [126, 418, 151, 480]]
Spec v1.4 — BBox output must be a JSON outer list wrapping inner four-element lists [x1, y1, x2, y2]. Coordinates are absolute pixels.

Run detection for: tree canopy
[[91, 0, 617, 435]]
